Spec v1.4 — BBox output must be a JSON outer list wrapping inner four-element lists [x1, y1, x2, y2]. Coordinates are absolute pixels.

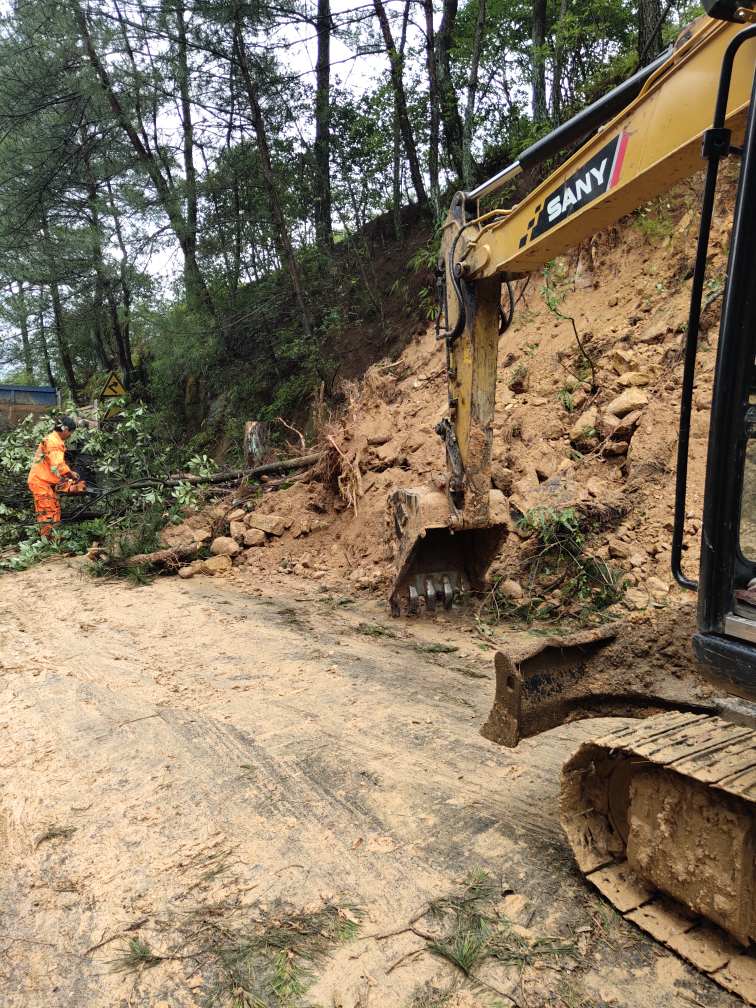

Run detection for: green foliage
[[0, 403, 218, 571], [634, 196, 674, 244], [485, 505, 623, 628], [556, 379, 577, 412]]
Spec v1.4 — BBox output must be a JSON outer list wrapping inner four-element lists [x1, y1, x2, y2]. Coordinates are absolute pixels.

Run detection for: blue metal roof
[[0, 384, 55, 393]]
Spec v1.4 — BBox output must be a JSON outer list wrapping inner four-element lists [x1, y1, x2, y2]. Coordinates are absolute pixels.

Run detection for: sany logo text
[[547, 159, 609, 222]]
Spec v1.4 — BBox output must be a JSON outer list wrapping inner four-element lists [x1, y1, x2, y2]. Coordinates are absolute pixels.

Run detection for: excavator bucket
[[385, 481, 510, 616]]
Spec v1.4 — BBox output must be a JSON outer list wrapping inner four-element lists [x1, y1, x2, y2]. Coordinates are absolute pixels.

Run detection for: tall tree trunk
[[38, 311, 55, 389], [461, 0, 486, 190], [532, 0, 548, 123], [73, 2, 214, 320], [422, 0, 441, 223], [40, 214, 78, 403], [48, 281, 78, 403], [176, 3, 202, 310], [373, 0, 428, 212], [105, 180, 134, 380], [314, 0, 333, 247], [392, 0, 411, 243], [435, 0, 463, 181], [551, 0, 568, 123], [638, 0, 663, 63], [86, 187, 115, 374], [233, 10, 314, 341], [15, 283, 34, 380]]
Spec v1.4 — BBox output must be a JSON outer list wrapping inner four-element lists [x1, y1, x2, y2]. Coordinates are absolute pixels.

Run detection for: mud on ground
[[0, 558, 740, 1008]]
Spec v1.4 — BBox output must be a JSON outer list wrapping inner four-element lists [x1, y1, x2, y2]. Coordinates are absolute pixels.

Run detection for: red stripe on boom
[[610, 131, 630, 188]]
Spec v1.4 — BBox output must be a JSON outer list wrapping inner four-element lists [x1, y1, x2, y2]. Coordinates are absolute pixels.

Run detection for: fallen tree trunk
[[122, 452, 324, 491], [126, 543, 202, 567]]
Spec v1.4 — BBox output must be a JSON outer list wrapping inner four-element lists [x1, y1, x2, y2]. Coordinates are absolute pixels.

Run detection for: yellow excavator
[[385, 3, 756, 998]]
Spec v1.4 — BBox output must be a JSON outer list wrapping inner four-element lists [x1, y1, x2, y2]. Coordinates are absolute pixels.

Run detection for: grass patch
[[422, 644, 459, 654], [109, 937, 164, 973], [357, 622, 396, 637], [417, 870, 579, 996], [108, 898, 363, 1006]]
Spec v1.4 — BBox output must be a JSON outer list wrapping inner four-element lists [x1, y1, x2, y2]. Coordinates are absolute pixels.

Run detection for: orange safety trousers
[[28, 479, 86, 536], [28, 479, 61, 536]]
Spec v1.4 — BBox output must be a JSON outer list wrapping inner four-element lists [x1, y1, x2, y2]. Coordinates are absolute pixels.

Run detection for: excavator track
[[560, 711, 756, 1004]]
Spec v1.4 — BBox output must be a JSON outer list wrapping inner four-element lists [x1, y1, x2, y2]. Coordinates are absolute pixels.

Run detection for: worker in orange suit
[[27, 417, 85, 537]]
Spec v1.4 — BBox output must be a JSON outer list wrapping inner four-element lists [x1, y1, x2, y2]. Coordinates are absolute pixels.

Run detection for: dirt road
[[0, 559, 738, 1008]]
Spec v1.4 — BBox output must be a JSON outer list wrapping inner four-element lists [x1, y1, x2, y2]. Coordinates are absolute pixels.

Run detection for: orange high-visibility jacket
[[28, 431, 73, 488]]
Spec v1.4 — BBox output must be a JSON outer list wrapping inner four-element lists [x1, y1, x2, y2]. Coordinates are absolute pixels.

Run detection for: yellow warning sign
[[104, 405, 122, 420], [101, 372, 126, 398]]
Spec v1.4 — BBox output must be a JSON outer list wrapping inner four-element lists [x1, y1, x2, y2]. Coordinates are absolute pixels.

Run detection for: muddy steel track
[[0, 559, 742, 1007]]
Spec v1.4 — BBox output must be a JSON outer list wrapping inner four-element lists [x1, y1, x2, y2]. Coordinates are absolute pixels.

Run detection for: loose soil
[[0, 557, 740, 1008]]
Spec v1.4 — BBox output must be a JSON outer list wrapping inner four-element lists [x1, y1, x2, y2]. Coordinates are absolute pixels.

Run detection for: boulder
[[608, 539, 631, 559], [606, 388, 648, 417], [585, 477, 606, 498], [160, 523, 196, 547], [192, 528, 212, 543], [624, 587, 650, 609], [534, 451, 557, 481], [490, 463, 513, 494], [613, 410, 642, 440], [489, 489, 510, 526], [244, 527, 266, 547], [570, 405, 598, 442], [647, 576, 670, 594], [597, 412, 621, 438], [499, 579, 523, 600], [209, 536, 241, 557], [637, 320, 671, 343], [178, 561, 203, 579], [226, 508, 246, 523], [229, 520, 246, 544], [605, 441, 629, 456], [200, 554, 233, 575], [617, 371, 651, 387], [245, 513, 286, 536], [612, 348, 637, 375], [542, 422, 563, 439]]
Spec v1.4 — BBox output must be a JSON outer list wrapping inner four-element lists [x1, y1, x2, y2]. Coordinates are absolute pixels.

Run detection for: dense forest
[[0, 0, 701, 453]]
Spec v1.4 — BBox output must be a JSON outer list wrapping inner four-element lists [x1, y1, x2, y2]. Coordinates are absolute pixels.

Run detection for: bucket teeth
[[443, 575, 454, 610], [424, 577, 437, 612], [408, 584, 419, 614]]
